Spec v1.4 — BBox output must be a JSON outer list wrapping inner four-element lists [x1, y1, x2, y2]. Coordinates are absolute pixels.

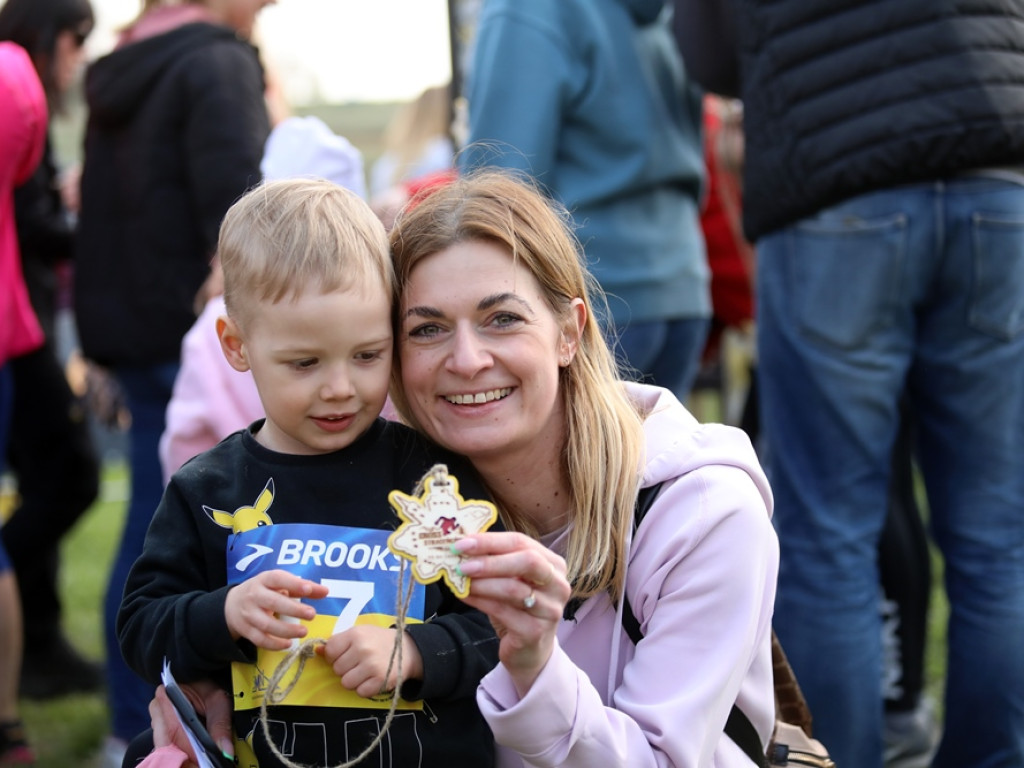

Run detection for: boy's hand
[[319, 626, 423, 698], [225, 569, 328, 650]]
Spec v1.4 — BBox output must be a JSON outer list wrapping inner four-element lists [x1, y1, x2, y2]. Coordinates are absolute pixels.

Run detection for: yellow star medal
[[387, 464, 497, 599]]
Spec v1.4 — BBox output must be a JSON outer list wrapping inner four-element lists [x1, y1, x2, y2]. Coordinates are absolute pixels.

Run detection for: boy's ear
[[217, 315, 250, 372]]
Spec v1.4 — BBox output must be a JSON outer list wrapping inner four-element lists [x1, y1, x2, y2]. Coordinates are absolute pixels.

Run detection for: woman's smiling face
[[398, 239, 570, 466]]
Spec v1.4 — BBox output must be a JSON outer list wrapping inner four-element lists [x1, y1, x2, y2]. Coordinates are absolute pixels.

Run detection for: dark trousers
[[2, 343, 100, 648]]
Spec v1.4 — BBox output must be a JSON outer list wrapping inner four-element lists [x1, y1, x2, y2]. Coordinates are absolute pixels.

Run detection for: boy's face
[[219, 284, 392, 455]]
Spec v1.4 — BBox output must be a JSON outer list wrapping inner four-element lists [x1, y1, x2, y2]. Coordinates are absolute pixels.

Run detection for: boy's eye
[[292, 358, 317, 369], [355, 350, 383, 362]]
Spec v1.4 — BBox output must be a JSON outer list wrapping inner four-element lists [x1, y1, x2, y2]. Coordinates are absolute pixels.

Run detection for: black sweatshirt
[[118, 418, 497, 767]]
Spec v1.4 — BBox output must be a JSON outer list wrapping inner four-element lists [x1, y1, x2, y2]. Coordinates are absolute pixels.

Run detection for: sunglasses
[[70, 23, 91, 47]]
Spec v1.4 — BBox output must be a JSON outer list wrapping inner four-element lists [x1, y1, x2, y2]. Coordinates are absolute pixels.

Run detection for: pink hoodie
[[0, 42, 46, 365], [479, 383, 779, 768], [135, 745, 190, 768], [116, 4, 217, 47]]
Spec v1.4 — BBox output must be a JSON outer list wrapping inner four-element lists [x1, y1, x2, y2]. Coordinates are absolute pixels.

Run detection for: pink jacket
[[160, 295, 399, 484], [480, 383, 779, 767], [135, 745, 191, 768], [0, 42, 46, 365], [159, 295, 264, 483]]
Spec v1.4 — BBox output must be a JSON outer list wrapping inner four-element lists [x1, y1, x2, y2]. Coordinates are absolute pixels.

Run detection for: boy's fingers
[[263, 570, 325, 597]]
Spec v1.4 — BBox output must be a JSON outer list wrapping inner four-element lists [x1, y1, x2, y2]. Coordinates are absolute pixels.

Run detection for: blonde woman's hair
[[389, 169, 646, 603], [218, 178, 392, 328]]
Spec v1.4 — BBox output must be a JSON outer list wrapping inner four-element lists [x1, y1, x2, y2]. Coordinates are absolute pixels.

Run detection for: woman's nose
[[445, 326, 492, 376]]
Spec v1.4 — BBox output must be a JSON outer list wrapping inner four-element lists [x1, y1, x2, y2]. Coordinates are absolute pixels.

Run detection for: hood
[[618, 0, 666, 25], [85, 22, 239, 129], [628, 382, 774, 518]]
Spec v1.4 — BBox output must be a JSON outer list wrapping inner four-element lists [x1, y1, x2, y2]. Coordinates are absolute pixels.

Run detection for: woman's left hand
[[453, 531, 571, 696]]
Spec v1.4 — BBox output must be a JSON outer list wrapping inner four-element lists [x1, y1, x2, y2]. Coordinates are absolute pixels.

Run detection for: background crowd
[[2, 0, 1023, 767]]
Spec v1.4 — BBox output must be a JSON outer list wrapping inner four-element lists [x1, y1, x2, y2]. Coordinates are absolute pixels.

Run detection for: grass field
[[16, 462, 128, 767]]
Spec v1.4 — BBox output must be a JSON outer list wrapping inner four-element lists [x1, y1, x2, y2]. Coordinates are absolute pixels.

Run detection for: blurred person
[[459, 0, 710, 401], [675, 2, 1024, 766], [0, 0, 104, 701], [72, 0, 273, 762], [699, 92, 937, 768], [368, 83, 454, 201], [0, 38, 48, 768]]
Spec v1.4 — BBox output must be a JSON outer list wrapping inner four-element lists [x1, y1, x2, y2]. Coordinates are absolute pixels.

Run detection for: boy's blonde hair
[[218, 178, 392, 328], [389, 169, 646, 604]]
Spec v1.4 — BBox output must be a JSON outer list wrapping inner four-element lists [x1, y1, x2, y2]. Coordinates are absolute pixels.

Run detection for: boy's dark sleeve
[[401, 592, 499, 702], [673, 0, 742, 97], [116, 476, 255, 687]]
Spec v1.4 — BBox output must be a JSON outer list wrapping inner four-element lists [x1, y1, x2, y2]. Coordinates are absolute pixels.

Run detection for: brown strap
[[771, 630, 814, 737]]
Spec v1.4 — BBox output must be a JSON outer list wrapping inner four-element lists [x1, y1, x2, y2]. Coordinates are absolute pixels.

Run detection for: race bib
[[226, 523, 425, 711]]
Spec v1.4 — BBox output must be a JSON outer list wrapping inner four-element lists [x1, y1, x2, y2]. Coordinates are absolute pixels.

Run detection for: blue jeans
[[104, 362, 179, 742], [758, 178, 1024, 768], [610, 317, 710, 400]]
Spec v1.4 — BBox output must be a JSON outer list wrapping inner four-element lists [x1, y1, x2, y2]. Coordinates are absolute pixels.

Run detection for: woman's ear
[[217, 315, 250, 372], [559, 298, 587, 366]]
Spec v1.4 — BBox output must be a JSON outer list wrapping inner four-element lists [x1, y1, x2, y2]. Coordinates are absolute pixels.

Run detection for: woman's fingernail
[[451, 538, 477, 554], [457, 559, 481, 577]]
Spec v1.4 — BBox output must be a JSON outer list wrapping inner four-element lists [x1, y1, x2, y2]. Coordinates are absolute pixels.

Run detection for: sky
[[84, 0, 454, 104]]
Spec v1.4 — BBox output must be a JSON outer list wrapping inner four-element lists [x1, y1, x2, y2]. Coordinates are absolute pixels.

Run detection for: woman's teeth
[[444, 388, 512, 405]]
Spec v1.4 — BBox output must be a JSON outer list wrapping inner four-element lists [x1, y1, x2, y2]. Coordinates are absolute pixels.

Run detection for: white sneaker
[[884, 699, 941, 768]]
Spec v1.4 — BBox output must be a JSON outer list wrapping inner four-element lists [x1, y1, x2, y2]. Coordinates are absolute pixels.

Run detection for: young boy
[[117, 179, 498, 768]]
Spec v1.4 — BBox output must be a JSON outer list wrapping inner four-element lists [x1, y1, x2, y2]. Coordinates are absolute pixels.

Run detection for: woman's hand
[[453, 532, 571, 696], [150, 680, 234, 765], [224, 569, 328, 650]]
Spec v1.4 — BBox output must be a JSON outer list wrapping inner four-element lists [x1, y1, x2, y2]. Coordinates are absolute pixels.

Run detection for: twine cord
[[257, 559, 417, 768]]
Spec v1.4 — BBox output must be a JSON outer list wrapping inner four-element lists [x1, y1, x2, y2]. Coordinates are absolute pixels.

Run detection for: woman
[[0, 38, 48, 768], [0, 0, 103, 702], [387, 170, 778, 767], [72, 0, 273, 761], [141, 170, 779, 767]]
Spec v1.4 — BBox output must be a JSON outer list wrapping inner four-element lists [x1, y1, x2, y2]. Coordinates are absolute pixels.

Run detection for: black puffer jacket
[[75, 22, 269, 367], [677, 0, 1024, 241]]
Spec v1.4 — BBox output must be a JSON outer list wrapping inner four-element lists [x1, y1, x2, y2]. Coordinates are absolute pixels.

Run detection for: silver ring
[[523, 591, 537, 610]]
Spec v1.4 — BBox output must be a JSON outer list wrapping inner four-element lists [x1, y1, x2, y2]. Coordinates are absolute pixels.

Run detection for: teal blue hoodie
[[460, 0, 708, 325]]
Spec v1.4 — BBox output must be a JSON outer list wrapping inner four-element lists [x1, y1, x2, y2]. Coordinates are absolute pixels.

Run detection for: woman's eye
[[408, 323, 442, 339], [492, 312, 522, 328]]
